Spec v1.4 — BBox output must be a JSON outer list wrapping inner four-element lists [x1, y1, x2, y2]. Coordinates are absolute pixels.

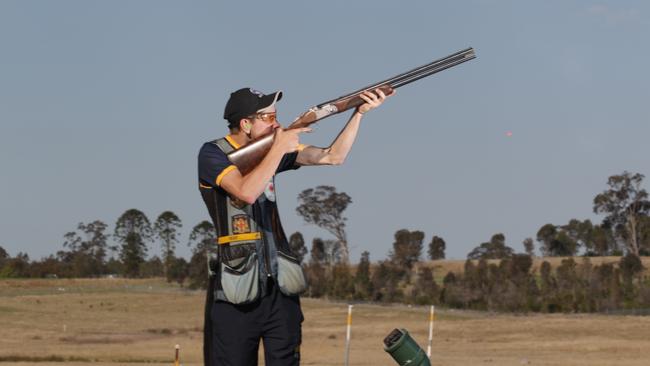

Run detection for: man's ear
[[240, 118, 252, 134]]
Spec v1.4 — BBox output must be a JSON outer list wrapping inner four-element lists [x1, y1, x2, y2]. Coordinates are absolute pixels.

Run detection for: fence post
[[344, 304, 353, 366], [426, 305, 435, 359]]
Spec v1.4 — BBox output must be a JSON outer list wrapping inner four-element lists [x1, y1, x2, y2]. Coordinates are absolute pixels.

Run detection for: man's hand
[[356, 88, 395, 115], [272, 127, 311, 154]]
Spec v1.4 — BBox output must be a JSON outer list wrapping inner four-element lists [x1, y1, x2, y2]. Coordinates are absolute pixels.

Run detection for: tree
[[114, 209, 153, 277], [187, 221, 216, 289], [168, 257, 189, 287], [370, 260, 404, 302], [586, 224, 616, 256], [563, 219, 593, 251], [310, 238, 325, 265], [390, 229, 424, 270], [555, 258, 579, 312], [539, 261, 557, 312], [310, 238, 342, 266], [412, 267, 440, 305], [288, 232, 308, 263], [0, 245, 9, 271], [637, 215, 650, 255], [522, 238, 535, 256], [329, 263, 354, 299], [296, 186, 352, 263], [0, 246, 7, 259], [354, 251, 372, 300], [60, 220, 109, 277], [536, 224, 557, 257], [552, 231, 579, 257], [536, 224, 578, 257], [140, 256, 164, 277], [467, 233, 514, 259], [188, 251, 209, 289], [593, 171, 650, 256], [153, 211, 182, 281], [306, 238, 329, 297], [428, 235, 446, 260], [619, 254, 644, 279], [188, 221, 216, 254], [0, 252, 30, 278]]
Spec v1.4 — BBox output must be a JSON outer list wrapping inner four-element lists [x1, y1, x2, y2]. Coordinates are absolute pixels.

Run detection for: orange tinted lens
[[261, 113, 276, 122]]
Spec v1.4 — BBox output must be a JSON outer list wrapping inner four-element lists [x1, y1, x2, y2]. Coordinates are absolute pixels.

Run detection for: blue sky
[[1, 1, 648, 261]]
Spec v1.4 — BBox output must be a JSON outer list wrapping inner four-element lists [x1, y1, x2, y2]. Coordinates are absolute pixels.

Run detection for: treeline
[[298, 229, 650, 313], [1, 171, 649, 313], [290, 170, 650, 313], [0, 209, 216, 289]]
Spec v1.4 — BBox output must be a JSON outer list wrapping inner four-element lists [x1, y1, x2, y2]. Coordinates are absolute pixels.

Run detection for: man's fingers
[[359, 94, 372, 103], [366, 91, 379, 102]]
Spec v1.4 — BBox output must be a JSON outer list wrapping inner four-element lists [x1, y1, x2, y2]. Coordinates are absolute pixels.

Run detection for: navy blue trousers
[[206, 279, 303, 366]]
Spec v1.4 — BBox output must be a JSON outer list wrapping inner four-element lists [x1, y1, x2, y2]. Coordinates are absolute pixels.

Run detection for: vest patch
[[231, 214, 251, 234]]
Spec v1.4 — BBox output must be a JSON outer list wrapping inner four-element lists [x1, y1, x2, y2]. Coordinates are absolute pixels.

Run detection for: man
[[198, 87, 390, 366]]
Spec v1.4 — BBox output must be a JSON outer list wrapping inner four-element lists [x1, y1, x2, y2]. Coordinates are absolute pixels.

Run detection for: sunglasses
[[248, 112, 277, 123]]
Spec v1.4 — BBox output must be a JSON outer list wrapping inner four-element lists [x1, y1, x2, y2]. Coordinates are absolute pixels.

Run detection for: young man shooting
[[198, 87, 390, 366]]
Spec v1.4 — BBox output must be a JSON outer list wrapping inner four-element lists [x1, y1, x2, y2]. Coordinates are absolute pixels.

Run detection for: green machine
[[383, 329, 431, 366]]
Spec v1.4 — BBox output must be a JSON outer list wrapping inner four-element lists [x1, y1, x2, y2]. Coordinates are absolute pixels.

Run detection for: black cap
[[223, 88, 283, 126]]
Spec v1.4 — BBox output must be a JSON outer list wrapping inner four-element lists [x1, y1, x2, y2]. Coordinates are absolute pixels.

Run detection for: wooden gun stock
[[229, 48, 476, 175]]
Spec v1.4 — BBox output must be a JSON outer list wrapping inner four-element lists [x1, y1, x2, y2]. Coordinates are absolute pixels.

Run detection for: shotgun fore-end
[[332, 85, 394, 112]]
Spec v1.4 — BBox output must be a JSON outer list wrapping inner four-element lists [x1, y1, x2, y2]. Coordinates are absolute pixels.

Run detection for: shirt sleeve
[[198, 142, 236, 188], [276, 151, 301, 173]]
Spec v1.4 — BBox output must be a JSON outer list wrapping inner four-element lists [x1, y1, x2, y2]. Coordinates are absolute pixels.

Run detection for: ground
[[1, 278, 649, 365]]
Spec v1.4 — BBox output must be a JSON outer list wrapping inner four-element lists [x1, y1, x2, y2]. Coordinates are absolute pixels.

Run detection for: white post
[[174, 344, 180, 366], [344, 304, 353, 366], [426, 305, 435, 358]]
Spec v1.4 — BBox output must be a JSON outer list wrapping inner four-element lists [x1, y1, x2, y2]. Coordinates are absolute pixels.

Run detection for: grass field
[[1, 277, 650, 366]]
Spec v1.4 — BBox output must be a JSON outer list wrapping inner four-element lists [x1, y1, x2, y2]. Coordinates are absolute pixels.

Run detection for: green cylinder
[[383, 328, 431, 366]]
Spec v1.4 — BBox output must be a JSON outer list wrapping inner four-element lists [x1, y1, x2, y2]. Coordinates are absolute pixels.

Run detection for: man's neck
[[227, 131, 250, 149]]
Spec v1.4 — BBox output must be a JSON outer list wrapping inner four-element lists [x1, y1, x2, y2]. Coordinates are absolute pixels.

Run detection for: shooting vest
[[200, 137, 307, 304]]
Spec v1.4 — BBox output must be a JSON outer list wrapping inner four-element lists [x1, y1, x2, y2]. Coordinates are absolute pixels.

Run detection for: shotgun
[[228, 48, 476, 174]]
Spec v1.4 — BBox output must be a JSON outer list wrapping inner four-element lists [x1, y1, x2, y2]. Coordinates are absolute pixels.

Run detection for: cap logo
[[249, 88, 264, 98]]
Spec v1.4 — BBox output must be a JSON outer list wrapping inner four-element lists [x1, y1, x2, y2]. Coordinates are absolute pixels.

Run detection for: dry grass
[[1, 277, 650, 365], [412, 256, 650, 282]]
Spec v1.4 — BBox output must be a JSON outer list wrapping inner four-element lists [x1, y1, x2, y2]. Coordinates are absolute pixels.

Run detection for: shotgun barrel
[[320, 47, 474, 106], [228, 48, 476, 174]]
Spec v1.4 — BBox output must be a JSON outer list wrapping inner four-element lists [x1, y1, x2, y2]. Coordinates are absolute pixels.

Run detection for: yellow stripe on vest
[[217, 232, 261, 244]]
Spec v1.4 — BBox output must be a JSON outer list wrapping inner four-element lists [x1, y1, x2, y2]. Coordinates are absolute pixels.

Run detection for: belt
[[216, 232, 262, 245]]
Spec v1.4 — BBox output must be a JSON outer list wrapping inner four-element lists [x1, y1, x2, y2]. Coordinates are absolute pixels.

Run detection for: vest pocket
[[219, 244, 259, 304], [276, 251, 308, 296]]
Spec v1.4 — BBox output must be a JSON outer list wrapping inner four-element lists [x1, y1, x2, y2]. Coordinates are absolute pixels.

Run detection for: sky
[[1, 0, 649, 262]]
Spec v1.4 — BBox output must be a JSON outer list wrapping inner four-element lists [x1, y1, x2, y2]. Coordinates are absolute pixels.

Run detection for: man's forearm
[[221, 145, 285, 204], [325, 111, 364, 164], [239, 146, 285, 201]]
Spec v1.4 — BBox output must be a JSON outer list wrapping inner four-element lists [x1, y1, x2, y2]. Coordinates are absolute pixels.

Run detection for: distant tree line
[[1, 171, 648, 313], [296, 230, 650, 313], [292, 173, 650, 312], [0, 209, 214, 289]]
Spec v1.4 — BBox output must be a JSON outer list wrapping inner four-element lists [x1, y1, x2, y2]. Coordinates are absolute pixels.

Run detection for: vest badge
[[231, 214, 251, 234]]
